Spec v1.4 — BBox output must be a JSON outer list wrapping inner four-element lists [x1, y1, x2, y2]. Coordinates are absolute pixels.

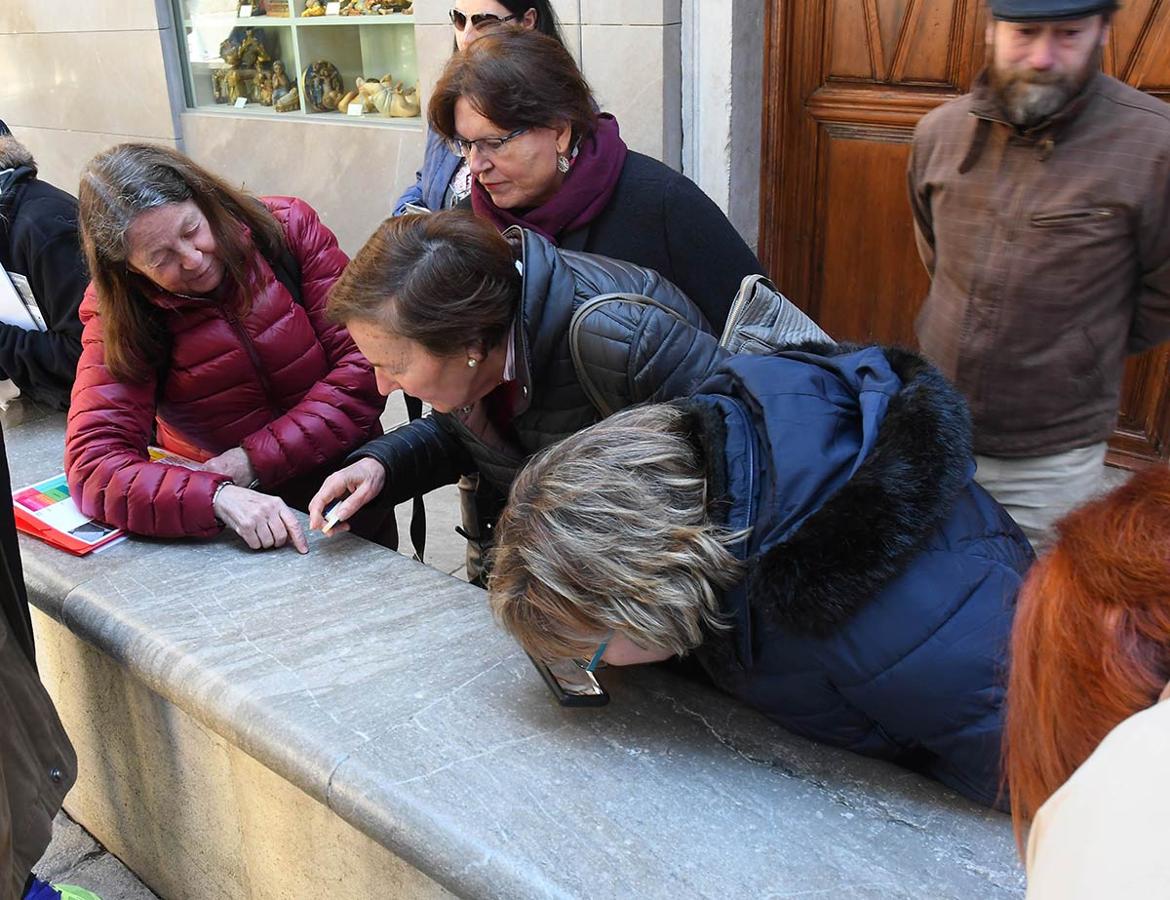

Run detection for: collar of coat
[[959, 68, 1103, 173], [679, 342, 975, 638]]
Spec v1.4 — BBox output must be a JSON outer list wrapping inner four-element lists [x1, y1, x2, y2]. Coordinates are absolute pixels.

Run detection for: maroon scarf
[[470, 114, 628, 244]]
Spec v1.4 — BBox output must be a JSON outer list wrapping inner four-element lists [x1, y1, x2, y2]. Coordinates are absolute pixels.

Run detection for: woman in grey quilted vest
[[308, 209, 728, 571]]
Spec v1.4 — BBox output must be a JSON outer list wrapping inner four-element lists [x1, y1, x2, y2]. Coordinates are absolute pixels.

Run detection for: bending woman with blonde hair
[[491, 347, 1033, 806], [1003, 466, 1170, 898]]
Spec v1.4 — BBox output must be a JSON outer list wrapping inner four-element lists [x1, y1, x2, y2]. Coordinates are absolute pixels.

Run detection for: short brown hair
[[327, 210, 521, 356], [429, 28, 597, 145], [78, 142, 285, 381]]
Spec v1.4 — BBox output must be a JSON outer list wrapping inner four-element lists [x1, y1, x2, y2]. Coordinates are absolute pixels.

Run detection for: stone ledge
[[8, 404, 1025, 898]]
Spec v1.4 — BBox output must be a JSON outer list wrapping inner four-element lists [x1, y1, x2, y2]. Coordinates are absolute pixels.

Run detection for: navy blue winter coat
[[680, 345, 1033, 807]]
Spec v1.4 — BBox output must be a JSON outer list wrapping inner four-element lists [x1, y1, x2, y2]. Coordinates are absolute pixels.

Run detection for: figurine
[[389, 81, 420, 117], [356, 75, 394, 115], [254, 71, 274, 105], [303, 61, 345, 112], [225, 67, 253, 105], [275, 82, 300, 111], [238, 28, 271, 69], [337, 87, 360, 112], [271, 59, 292, 103], [303, 0, 326, 15]]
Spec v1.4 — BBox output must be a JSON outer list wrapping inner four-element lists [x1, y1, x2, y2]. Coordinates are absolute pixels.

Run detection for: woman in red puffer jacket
[[66, 143, 387, 553]]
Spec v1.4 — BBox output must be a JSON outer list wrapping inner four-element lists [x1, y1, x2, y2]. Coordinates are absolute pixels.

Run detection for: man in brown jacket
[[0, 419, 78, 900], [908, 0, 1170, 548]]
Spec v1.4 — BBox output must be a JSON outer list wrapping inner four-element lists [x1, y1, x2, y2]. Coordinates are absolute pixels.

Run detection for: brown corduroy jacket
[[908, 71, 1170, 457]]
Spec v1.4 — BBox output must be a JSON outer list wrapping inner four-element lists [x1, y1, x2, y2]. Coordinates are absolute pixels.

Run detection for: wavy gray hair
[[489, 404, 747, 662]]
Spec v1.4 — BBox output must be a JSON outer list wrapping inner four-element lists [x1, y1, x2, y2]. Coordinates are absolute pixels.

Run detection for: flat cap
[[989, 0, 1117, 20]]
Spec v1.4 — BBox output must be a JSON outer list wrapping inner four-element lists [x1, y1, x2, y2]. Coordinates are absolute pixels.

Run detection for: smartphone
[[527, 653, 610, 707]]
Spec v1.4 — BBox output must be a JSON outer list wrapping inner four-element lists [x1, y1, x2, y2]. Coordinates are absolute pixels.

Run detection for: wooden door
[[759, 0, 1170, 465]]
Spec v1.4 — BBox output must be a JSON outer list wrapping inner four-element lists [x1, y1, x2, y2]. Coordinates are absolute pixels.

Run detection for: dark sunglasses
[[449, 8, 518, 31]]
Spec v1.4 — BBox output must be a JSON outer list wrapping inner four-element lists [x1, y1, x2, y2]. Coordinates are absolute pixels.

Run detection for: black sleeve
[[662, 174, 766, 331], [573, 298, 729, 417], [346, 414, 474, 505], [0, 212, 87, 409]]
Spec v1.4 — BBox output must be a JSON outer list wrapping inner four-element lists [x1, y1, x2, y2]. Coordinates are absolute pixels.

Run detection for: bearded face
[[987, 17, 1107, 129]]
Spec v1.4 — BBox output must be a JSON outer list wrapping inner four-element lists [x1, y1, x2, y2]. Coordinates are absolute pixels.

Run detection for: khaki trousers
[[974, 442, 1108, 553]]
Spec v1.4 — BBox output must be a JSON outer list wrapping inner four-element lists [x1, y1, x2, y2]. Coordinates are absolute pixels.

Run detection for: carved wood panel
[[760, 0, 1170, 464]]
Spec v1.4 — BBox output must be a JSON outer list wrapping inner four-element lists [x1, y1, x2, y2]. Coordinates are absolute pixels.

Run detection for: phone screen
[[527, 654, 610, 707]]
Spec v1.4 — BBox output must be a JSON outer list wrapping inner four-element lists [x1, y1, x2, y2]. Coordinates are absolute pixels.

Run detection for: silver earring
[[557, 154, 570, 174], [467, 358, 478, 368]]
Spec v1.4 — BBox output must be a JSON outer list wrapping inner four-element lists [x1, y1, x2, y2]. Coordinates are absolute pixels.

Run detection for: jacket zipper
[[223, 306, 282, 418], [719, 275, 766, 349]]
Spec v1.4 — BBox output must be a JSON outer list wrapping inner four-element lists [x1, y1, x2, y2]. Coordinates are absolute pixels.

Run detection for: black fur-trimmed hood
[[681, 342, 975, 638]]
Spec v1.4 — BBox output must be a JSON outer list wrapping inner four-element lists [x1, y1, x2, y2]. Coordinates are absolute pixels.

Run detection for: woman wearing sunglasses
[[489, 348, 1034, 808], [393, 2, 563, 217]]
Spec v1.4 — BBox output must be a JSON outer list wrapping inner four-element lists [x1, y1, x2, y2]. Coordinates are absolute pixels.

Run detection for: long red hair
[[1003, 466, 1170, 851]]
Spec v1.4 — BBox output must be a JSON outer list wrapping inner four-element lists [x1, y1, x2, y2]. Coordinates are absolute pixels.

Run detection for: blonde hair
[[489, 404, 746, 662]]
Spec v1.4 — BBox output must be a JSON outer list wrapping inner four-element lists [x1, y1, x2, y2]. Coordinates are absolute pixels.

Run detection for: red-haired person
[[1003, 466, 1170, 898]]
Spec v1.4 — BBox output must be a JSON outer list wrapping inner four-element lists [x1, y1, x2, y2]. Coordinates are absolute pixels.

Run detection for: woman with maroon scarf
[[426, 28, 764, 330]]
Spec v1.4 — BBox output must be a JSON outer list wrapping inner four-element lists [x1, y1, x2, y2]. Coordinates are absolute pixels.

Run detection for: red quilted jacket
[[65, 196, 383, 538]]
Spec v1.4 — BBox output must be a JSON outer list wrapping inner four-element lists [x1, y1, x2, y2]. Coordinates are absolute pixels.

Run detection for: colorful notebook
[[12, 473, 125, 556]]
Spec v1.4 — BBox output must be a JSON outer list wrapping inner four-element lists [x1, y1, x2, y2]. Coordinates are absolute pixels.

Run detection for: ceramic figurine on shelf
[[238, 28, 271, 69], [337, 87, 360, 112], [271, 59, 293, 103], [339, 0, 366, 13], [274, 80, 300, 111], [225, 67, 253, 105], [356, 75, 394, 115], [389, 81, 420, 117], [254, 70, 275, 105], [303, 61, 345, 112], [265, 0, 290, 15], [303, 0, 326, 15]]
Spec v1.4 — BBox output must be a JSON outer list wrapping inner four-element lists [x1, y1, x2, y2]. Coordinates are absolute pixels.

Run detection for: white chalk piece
[[347, 101, 365, 116], [322, 501, 344, 534], [234, 97, 248, 108]]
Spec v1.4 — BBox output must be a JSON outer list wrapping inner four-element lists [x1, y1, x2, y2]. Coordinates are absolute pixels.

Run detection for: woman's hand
[[213, 484, 309, 553], [307, 457, 387, 534], [203, 447, 258, 487]]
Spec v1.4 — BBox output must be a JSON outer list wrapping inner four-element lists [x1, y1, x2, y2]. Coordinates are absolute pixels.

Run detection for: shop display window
[[173, 0, 421, 124]]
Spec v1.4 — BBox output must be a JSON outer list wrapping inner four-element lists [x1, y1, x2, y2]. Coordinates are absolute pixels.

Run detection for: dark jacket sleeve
[[661, 172, 765, 330], [1128, 149, 1170, 353], [0, 195, 87, 409], [572, 297, 729, 417], [347, 415, 474, 506]]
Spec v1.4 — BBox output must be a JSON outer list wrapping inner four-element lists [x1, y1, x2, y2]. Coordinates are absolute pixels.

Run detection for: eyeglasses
[[449, 8, 518, 31], [449, 127, 529, 159], [577, 629, 613, 674]]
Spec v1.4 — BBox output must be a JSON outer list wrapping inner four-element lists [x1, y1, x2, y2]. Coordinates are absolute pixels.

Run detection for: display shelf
[[172, 0, 421, 126], [294, 14, 415, 24]]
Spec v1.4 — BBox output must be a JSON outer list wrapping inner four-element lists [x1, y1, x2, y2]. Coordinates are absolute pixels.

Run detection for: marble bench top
[[6, 402, 1025, 899]]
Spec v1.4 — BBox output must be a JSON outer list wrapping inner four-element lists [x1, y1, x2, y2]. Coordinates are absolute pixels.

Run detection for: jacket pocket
[[1030, 207, 1117, 228]]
